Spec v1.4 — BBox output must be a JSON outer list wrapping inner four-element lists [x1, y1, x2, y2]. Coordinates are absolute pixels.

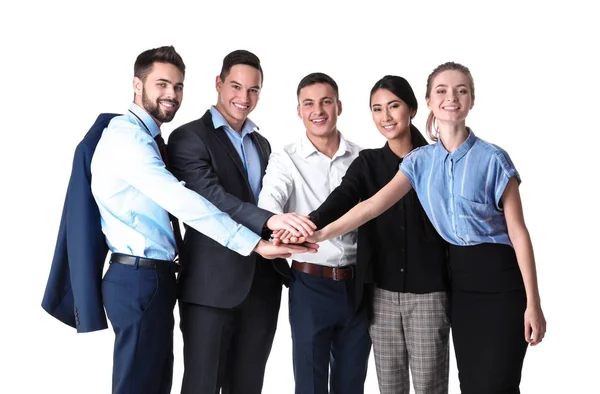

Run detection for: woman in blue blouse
[[282, 62, 547, 394]]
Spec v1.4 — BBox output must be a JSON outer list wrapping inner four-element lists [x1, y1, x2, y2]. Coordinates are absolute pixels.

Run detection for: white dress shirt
[[258, 132, 361, 267]]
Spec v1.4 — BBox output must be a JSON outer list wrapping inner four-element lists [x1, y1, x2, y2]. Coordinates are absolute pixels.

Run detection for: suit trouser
[[289, 267, 372, 394], [102, 260, 177, 394], [370, 287, 450, 394], [179, 262, 282, 394]]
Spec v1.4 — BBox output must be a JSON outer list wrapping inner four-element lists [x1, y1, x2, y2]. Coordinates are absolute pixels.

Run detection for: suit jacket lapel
[[251, 132, 269, 176]]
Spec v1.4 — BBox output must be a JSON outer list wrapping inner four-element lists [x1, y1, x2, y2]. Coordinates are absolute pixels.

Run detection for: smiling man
[[89, 46, 314, 394], [167, 50, 317, 394], [258, 73, 371, 394]]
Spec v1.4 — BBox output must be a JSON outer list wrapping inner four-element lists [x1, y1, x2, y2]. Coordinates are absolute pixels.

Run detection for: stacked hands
[[253, 213, 322, 259]]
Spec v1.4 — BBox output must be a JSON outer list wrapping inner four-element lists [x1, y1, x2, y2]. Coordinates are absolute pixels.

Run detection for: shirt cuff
[[225, 225, 261, 256]]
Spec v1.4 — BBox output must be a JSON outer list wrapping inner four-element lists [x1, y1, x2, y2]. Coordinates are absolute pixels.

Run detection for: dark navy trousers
[[102, 260, 177, 394], [289, 267, 372, 394]]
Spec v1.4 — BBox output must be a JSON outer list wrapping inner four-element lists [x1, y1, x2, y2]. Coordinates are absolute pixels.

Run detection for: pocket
[[102, 263, 131, 287], [456, 196, 496, 236], [102, 265, 159, 325]]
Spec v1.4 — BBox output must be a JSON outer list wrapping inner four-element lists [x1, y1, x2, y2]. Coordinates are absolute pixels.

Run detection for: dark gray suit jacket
[[167, 110, 291, 308]]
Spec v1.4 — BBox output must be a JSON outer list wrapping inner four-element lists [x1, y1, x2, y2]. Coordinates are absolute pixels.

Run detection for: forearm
[[319, 198, 378, 240], [510, 228, 541, 307], [319, 170, 411, 241]]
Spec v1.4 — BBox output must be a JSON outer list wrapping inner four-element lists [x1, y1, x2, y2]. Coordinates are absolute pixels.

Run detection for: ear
[[215, 75, 223, 93], [337, 99, 343, 116], [297, 104, 301, 119], [410, 109, 417, 119], [133, 76, 143, 96], [426, 97, 432, 111]]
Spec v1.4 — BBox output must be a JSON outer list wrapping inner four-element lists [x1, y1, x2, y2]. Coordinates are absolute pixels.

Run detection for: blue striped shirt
[[399, 130, 520, 246], [91, 103, 261, 261]]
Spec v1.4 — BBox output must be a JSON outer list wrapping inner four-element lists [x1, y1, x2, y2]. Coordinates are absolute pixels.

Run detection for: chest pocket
[[456, 196, 497, 237]]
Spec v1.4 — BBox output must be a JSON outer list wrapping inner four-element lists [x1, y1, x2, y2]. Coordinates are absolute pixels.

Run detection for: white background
[[1, 0, 598, 393]]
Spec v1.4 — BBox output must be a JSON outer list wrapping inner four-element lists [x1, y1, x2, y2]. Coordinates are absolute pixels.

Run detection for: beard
[[142, 90, 179, 124]]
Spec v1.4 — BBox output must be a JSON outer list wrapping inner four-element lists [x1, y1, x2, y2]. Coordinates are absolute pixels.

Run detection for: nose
[[163, 85, 176, 99], [384, 108, 392, 121], [314, 102, 325, 114], [238, 89, 249, 102], [447, 91, 457, 101]]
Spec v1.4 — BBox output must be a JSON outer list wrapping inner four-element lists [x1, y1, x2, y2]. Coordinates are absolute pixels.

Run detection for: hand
[[272, 229, 325, 244], [266, 213, 316, 238], [524, 305, 546, 346], [253, 239, 319, 260]]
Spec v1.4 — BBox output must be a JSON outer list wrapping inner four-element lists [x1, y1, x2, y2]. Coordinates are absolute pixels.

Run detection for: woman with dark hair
[[287, 63, 546, 394], [308, 75, 451, 394]]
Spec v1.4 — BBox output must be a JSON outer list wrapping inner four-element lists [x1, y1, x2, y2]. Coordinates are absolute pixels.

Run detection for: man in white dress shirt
[[258, 73, 371, 394]]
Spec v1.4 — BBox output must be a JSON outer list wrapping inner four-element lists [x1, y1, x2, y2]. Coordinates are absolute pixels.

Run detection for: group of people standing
[[43, 44, 546, 394]]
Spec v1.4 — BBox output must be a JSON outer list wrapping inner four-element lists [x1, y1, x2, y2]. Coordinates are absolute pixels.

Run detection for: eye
[[232, 85, 241, 90], [372, 107, 381, 112], [323, 99, 333, 105], [175, 86, 183, 92], [250, 88, 259, 94], [436, 89, 446, 94], [304, 102, 313, 107], [158, 83, 166, 88], [458, 88, 469, 94], [390, 103, 400, 109]]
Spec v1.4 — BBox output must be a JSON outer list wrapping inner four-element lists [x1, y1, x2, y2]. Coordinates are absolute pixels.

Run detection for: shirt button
[[400, 225, 404, 231], [401, 248, 405, 252], [400, 268, 404, 272]]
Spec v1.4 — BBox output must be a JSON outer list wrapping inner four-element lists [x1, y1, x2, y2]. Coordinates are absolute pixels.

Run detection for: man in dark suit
[[43, 46, 315, 394], [167, 49, 309, 394]]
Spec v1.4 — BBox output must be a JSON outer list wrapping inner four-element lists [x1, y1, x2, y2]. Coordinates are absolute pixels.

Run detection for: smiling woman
[[296, 62, 547, 394]]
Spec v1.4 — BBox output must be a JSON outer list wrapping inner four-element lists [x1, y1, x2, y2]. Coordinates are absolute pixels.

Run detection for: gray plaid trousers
[[369, 288, 450, 394]]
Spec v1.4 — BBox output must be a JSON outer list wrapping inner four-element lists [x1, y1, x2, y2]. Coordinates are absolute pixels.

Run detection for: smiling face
[[426, 69, 474, 126], [215, 64, 262, 132], [134, 61, 184, 126], [370, 88, 415, 141], [297, 82, 342, 139]]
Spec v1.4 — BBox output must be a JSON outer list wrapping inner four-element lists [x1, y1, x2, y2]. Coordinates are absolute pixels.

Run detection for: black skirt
[[448, 243, 528, 394]]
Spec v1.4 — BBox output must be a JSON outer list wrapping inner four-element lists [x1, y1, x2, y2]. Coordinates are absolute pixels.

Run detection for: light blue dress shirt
[[210, 106, 262, 202], [400, 130, 520, 246], [90, 103, 261, 261]]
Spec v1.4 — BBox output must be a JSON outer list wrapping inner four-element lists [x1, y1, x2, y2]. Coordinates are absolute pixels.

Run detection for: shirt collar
[[382, 142, 402, 168], [435, 128, 477, 162], [299, 131, 351, 159], [210, 105, 258, 137], [128, 103, 161, 138]]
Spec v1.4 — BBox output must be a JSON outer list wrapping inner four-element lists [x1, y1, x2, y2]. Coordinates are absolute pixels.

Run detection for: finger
[[271, 229, 285, 239], [291, 216, 316, 235], [301, 242, 319, 251], [283, 223, 301, 237], [291, 214, 317, 230], [280, 230, 292, 240], [524, 322, 532, 343]]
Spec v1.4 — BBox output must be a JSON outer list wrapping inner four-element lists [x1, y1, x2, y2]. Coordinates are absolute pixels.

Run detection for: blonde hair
[[425, 62, 475, 141]]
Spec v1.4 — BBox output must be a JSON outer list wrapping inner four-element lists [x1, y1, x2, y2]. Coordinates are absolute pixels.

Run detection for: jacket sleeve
[[67, 142, 110, 333]]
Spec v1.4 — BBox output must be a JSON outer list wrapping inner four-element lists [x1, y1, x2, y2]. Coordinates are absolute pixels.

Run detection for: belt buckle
[[332, 267, 341, 281]]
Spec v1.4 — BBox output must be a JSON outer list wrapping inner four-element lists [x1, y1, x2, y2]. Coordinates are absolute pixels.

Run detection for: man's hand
[[266, 213, 316, 238], [271, 229, 325, 245], [253, 239, 319, 260]]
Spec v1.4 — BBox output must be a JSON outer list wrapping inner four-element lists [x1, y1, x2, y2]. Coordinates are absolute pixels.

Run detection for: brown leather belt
[[291, 260, 355, 281]]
